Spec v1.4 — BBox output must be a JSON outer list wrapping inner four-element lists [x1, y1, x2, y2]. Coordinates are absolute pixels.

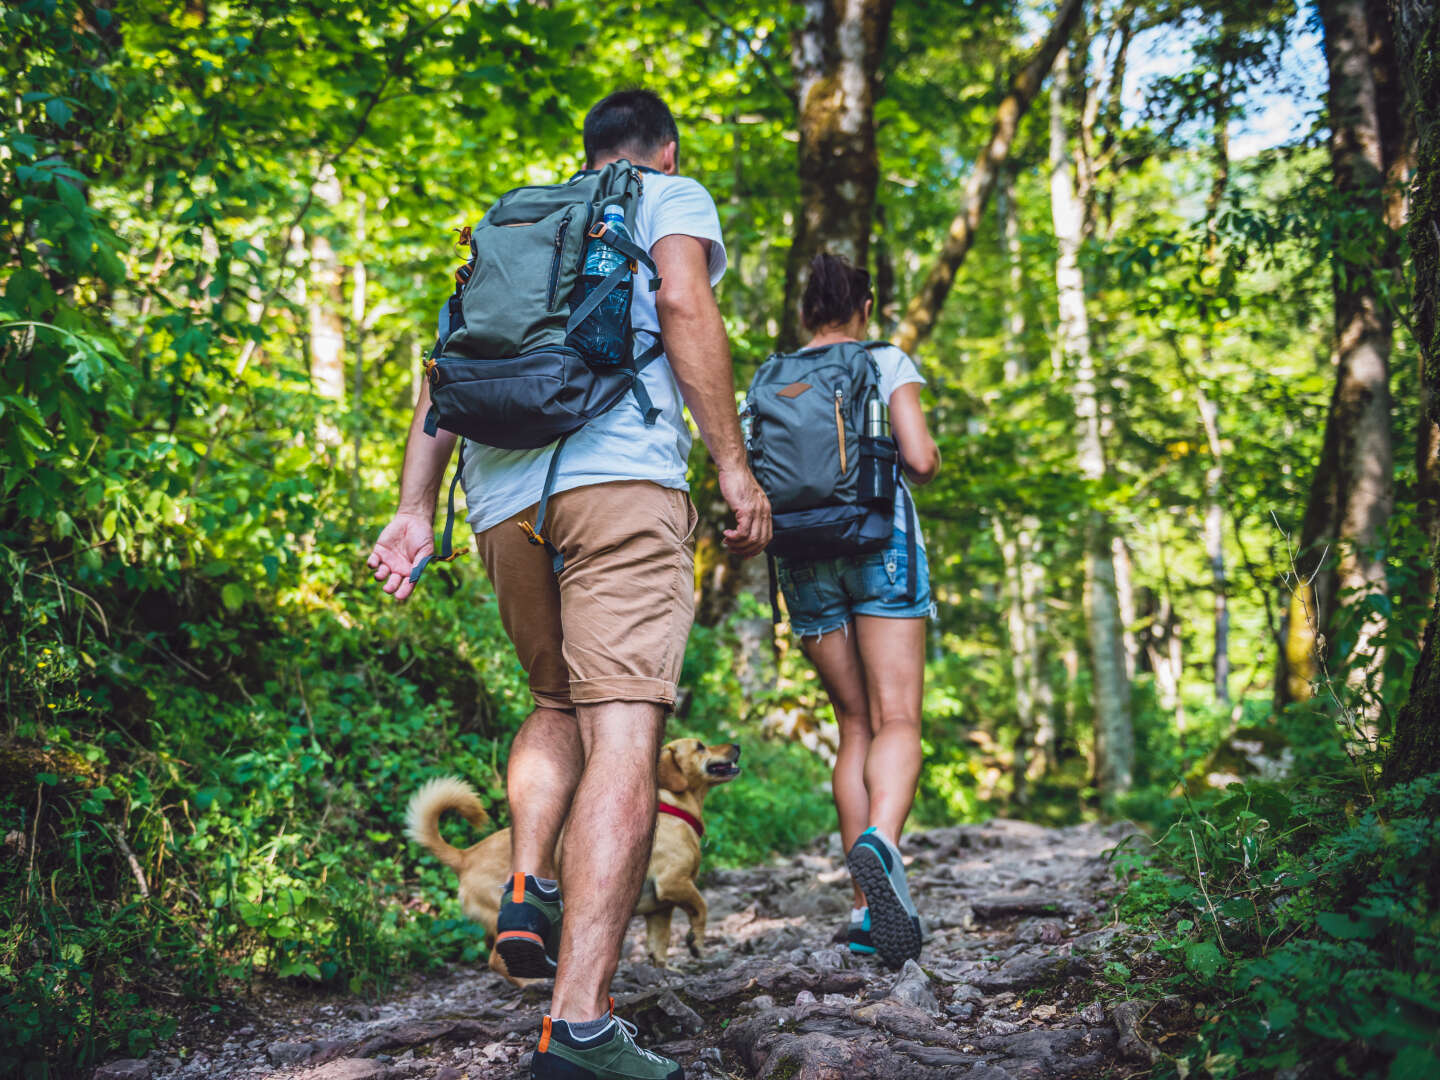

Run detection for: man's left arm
[[652, 233, 771, 557]]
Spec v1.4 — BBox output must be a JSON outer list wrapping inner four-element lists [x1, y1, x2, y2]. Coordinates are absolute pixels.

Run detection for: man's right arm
[[652, 232, 771, 558], [367, 379, 457, 601]]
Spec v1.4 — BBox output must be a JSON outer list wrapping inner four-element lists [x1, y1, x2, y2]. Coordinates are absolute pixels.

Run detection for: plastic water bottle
[[572, 204, 632, 364]]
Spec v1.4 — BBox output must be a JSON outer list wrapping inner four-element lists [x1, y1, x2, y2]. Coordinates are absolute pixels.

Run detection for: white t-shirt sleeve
[[874, 344, 925, 402], [643, 176, 728, 286]]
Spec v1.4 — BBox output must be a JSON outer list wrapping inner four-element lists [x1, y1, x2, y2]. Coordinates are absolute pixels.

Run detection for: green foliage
[[1114, 751, 1440, 1078]]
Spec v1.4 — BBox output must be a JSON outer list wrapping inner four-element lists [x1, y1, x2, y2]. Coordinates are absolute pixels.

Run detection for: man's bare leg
[[549, 700, 666, 1021], [508, 706, 583, 878]]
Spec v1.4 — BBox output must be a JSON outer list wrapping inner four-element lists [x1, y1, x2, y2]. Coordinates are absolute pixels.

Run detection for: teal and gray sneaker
[[846, 827, 921, 968], [495, 872, 562, 979], [532, 1011, 682, 1080], [847, 908, 876, 955]]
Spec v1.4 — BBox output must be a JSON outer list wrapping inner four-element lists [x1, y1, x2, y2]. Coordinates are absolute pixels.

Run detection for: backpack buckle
[[456, 225, 472, 247], [517, 519, 547, 547], [588, 221, 609, 240], [423, 355, 437, 378]]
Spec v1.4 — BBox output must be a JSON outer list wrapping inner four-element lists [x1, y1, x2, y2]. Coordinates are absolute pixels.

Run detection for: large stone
[[295, 1059, 386, 1080], [92, 1060, 150, 1080], [887, 959, 941, 1017], [267, 1041, 315, 1066], [970, 893, 1083, 921], [1112, 999, 1160, 1064], [970, 951, 1077, 992]]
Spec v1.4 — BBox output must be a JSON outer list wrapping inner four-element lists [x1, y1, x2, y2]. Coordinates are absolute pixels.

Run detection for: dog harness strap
[[657, 800, 704, 838]]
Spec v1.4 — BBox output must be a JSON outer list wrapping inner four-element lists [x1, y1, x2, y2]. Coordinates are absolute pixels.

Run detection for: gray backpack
[[744, 341, 917, 611], [411, 160, 662, 582]]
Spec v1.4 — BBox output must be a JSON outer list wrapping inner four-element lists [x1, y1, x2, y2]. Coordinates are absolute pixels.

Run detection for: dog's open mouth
[[705, 761, 741, 779]]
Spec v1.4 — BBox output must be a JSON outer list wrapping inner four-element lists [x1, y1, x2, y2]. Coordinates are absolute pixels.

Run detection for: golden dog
[[405, 738, 741, 983]]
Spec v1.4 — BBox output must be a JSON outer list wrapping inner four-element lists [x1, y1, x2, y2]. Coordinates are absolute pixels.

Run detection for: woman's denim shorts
[[777, 528, 936, 639]]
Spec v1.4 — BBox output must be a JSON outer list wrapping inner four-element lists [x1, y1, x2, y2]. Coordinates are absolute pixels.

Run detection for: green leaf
[[1183, 940, 1224, 980], [45, 97, 73, 126], [1315, 911, 1377, 940], [221, 583, 246, 612]]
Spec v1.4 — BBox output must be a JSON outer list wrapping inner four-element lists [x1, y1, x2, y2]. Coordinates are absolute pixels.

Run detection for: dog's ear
[[657, 745, 688, 793]]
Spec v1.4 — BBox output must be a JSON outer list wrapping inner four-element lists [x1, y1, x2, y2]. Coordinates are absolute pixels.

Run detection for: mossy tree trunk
[[1383, 0, 1440, 786], [1276, 0, 1397, 715], [778, 0, 896, 351]]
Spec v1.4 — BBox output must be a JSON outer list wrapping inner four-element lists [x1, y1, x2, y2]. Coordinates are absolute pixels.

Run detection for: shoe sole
[[847, 843, 921, 968], [495, 930, 557, 980]]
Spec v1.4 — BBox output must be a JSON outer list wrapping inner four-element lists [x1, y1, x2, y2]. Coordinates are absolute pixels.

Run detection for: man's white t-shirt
[[460, 171, 727, 533], [868, 343, 927, 546]]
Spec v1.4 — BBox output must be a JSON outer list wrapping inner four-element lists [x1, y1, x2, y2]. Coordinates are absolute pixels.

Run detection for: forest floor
[[111, 819, 1178, 1080]]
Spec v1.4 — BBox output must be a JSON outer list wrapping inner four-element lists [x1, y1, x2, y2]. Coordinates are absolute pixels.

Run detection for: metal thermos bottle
[[865, 389, 888, 438]]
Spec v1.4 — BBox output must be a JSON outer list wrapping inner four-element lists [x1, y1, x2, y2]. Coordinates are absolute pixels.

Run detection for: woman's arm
[[889, 382, 940, 485]]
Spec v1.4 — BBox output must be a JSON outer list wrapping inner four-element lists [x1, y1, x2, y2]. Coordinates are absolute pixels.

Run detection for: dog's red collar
[[657, 800, 703, 838]]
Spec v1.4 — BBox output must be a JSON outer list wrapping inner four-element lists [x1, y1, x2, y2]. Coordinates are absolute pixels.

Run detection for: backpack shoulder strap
[[408, 440, 470, 584]]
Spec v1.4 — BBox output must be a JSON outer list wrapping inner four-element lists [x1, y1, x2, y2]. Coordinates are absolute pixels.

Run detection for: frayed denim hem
[[791, 617, 854, 643]]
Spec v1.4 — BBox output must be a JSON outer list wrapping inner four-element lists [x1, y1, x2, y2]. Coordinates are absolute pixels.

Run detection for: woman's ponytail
[[801, 253, 873, 332]]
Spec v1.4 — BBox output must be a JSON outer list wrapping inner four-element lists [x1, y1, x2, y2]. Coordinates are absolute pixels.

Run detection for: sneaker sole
[[847, 843, 921, 968], [495, 930, 557, 980]]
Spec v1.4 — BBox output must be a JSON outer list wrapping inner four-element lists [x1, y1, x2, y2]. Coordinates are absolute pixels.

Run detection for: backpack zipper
[[834, 388, 847, 473], [547, 216, 571, 309]]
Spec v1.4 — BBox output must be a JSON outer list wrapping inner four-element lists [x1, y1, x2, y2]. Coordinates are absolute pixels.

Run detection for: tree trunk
[[995, 166, 1053, 795], [891, 0, 1084, 355], [1049, 45, 1133, 800], [308, 169, 346, 448], [779, 0, 896, 350], [349, 192, 368, 517], [1200, 71, 1232, 704], [995, 517, 1034, 803], [1382, 0, 1440, 786], [1276, 0, 1396, 717]]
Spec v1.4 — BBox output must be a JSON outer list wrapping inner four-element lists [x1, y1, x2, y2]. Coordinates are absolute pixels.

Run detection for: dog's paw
[[686, 931, 703, 958]]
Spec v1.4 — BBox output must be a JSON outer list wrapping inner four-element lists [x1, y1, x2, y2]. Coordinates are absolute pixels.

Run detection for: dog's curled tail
[[404, 776, 490, 871]]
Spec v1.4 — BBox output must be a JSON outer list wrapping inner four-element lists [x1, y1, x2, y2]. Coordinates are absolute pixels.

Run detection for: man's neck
[[590, 154, 667, 173]]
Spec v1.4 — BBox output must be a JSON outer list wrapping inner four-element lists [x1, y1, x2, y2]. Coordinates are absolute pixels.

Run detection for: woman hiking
[[776, 253, 940, 967]]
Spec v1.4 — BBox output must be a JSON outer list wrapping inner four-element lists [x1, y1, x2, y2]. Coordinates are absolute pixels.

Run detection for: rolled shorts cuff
[[852, 595, 937, 621], [569, 674, 677, 708], [530, 687, 577, 711]]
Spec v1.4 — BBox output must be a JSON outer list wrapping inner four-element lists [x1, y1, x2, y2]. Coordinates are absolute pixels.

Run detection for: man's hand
[[367, 513, 434, 602], [718, 465, 772, 558]]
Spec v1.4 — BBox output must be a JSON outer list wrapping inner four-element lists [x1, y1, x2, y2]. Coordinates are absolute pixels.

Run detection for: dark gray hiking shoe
[[495, 873, 562, 979], [846, 827, 922, 968], [531, 1013, 682, 1080]]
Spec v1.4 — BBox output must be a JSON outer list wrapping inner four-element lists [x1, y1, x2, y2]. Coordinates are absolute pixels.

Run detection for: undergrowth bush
[[1112, 712, 1440, 1079]]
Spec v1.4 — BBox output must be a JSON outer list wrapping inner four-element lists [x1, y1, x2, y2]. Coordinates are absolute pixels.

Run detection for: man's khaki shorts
[[476, 480, 698, 711]]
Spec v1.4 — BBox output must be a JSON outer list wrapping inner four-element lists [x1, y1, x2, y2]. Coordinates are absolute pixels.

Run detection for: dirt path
[[120, 819, 1164, 1080]]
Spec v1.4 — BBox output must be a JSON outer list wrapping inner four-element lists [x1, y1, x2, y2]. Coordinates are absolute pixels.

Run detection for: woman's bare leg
[[854, 615, 926, 843], [801, 624, 871, 908]]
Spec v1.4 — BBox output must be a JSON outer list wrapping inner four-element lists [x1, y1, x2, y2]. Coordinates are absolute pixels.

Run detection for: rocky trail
[[114, 819, 1176, 1080]]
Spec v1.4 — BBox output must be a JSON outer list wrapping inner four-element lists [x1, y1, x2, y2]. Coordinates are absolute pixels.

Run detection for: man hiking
[[367, 89, 770, 1080]]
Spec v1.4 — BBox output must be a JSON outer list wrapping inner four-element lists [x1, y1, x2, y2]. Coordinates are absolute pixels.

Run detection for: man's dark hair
[[801, 253, 874, 331], [583, 89, 680, 164]]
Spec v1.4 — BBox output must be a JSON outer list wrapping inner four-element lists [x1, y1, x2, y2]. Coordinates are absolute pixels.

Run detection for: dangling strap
[[627, 330, 665, 425], [518, 434, 570, 575], [902, 484, 918, 600], [767, 553, 781, 625], [408, 440, 469, 583]]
